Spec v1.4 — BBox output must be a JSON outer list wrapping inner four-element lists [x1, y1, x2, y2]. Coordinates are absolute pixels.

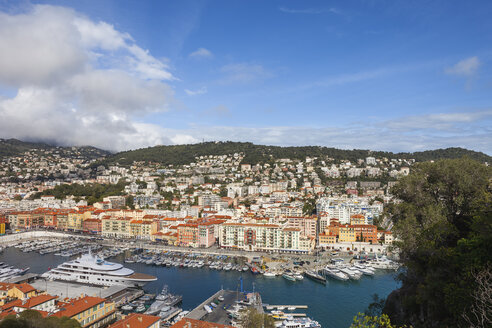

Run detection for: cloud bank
[[0, 5, 175, 151]]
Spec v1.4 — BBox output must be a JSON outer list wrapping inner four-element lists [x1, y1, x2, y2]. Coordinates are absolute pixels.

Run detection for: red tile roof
[[51, 296, 106, 318], [109, 313, 160, 328]]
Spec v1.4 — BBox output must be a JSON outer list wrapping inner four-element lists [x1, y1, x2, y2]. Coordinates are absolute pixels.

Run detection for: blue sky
[[0, 0, 491, 153]]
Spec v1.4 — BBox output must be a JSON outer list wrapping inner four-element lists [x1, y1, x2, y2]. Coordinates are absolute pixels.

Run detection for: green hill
[[97, 141, 491, 166], [0, 138, 110, 160]]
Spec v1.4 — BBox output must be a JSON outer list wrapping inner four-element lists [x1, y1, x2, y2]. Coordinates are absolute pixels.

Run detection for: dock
[[265, 305, 308, 310], [272, 313, 307, 318]]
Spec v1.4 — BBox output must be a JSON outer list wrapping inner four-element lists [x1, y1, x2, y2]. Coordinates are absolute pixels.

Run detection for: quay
[[186, 289, 262, 326]]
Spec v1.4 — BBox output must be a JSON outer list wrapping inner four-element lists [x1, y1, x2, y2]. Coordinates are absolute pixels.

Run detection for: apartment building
[[219, 223, 311, 253]]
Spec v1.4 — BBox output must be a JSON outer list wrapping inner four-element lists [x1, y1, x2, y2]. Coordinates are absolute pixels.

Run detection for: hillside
[[97, 141, 492, 166], [0, 138, 110, 160]]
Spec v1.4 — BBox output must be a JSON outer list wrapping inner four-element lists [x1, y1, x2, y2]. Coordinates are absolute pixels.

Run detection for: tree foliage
[[384, 157, 492, 327], [0, 310, 81, 328], [31, 181, 127, 204], [239, 308, 275, 328], [95, 141, 491, 167], [351, 313, 408, 328]]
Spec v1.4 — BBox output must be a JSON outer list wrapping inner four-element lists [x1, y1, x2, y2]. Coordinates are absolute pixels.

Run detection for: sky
[[0, 0, 491, 154]]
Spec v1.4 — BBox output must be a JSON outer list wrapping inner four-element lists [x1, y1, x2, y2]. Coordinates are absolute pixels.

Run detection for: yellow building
[[7, 283, 39, 300], [350, 214, 366, 225], [339, 225, 356, 242], [52, 296, 116, 328], [101, 216, 131, 238], [130, 220, 153, 239], [68, 210, 92, 231], [318, 232, 337, 245]]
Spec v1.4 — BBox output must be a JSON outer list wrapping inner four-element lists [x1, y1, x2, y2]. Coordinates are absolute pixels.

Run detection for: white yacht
[[323, 266, 349, 281], [41, 252, 157, 287]]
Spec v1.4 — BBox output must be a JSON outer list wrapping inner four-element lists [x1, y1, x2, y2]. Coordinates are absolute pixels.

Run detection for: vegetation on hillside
[[351, 313, 408, 328], [239, 308, 276, 328], [30, 181, 127, 204], [96, 141, 491, 167], [0, 138, 109, 160], [382, 158, 492, 327], [2, 139, 490, 166], [0, 310, 80, 328]]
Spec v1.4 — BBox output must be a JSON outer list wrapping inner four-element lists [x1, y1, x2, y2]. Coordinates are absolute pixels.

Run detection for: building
[[51, 296, 116, 328], [318, 231, 337, 246], [83, 219, 102, 234], [5, 294, 57, 314], [109, 313, 160, 328], [350, 214, 366, 225], [102, 196, 126, 209], [101, 216, 131, 238], [220, 223, 312, 253], [338, 224, 356, 243], [352, 224, 378, 244]]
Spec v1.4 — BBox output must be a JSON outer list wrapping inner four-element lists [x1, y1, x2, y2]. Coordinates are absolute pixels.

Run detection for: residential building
[[52, 296, 116, 328]]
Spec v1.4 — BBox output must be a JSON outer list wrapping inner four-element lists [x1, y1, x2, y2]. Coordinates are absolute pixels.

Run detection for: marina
[[0, 243, 400, 327]]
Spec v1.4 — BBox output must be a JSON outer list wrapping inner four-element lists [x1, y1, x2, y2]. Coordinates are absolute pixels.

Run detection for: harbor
[[0, 241, 400, 327]]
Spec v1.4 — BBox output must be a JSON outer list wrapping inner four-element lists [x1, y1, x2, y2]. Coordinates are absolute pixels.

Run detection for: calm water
[[0, 247, 399, 328]]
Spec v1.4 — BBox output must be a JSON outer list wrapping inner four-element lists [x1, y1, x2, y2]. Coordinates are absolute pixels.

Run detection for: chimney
[[138, 316, 143, 322]]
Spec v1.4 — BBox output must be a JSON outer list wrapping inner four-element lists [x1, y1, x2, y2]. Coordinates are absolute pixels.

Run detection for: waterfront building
[[219, 222, 312, 253], [83, 218, 102, 234], [130, 219, 153, 240], [177, 221, 216, 248], [101, 216, 131, 238]]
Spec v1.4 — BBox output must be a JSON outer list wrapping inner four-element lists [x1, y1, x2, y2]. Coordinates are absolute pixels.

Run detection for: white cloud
[[152, 110, 492, 154], [383, 111, 492, 132], [0, 5, 86, 87], [189, 47, 213, 59], [219, 63, 272, 84], [0, 4, 175, 151], [445, 56, 480, 77], [185, 86, 207, 96]]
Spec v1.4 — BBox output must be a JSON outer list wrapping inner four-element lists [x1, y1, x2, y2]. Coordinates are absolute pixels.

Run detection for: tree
[[383, 158, 492, 327], [461, 265, 492, 328], [239, 308, 275, 328], [0, 310, 81, 328], [351, 313, 407, 328]]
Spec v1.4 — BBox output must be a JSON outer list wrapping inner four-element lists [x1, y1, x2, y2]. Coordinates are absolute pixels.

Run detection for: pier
[[265, 305, 308, 310]]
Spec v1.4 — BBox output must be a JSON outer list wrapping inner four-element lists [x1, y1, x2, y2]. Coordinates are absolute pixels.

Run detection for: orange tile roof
[[51, 296, 106, 318], [13, 283, 37, 294], [2, 294, 56, 310], [109, 313, 160, 328], [171, 318, 236, 328]]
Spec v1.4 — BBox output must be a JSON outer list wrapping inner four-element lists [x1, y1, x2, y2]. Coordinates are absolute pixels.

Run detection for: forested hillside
[[2, 139, 490, 166], [0, 138, 110, 160], [97, 141, 491, 166]]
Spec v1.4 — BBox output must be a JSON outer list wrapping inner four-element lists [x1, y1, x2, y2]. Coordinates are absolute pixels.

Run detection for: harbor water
[[0, 247, 400, 328]]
